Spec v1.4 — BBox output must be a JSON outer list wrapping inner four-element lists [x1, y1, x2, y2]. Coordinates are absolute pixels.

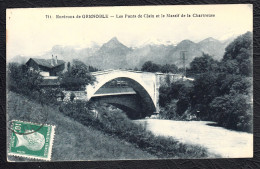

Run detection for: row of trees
[[141, 61, 179, 73], [159, 32, 253, 132]]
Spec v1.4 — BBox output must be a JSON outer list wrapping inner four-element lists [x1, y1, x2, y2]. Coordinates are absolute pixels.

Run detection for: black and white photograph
[[6, 4, 253, 161]]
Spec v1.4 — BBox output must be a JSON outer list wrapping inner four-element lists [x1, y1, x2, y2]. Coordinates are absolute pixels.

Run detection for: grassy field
[[7, 91, 155, 161]]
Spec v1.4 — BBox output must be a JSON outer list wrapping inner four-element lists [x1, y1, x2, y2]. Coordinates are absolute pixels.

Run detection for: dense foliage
[[7, 63, 43, 94], [141, 61, 161, 72], [187, 53, 218, 76], [222, 32, 253, 76], [60, 60, 96, 90], [161, 64, 178, 73], [159, 32, 253, 132], [141, 61, 178, 73]]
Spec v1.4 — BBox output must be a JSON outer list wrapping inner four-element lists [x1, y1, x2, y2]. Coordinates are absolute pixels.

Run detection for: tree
[[221, 31, 253, 76], [210, 93, 252, 132], [141, 61, 161, 72], [187, 53, 218, 76], [88, 65, 99, 72], [67, 62, 71, 72], [190, 32, 253, 128], [7, 63, 43, 94], [161, 64, 178, 73], [191, 72, 220, 120], [60, 60, 96, 90], [159, 80, 193, 119]]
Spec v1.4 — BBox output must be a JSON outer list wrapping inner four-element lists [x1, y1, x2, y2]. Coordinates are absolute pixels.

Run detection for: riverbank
[[136, 119, 253, 158]]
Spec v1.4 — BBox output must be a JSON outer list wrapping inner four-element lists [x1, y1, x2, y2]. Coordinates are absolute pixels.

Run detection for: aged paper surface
[[6, 5, 253, 161]]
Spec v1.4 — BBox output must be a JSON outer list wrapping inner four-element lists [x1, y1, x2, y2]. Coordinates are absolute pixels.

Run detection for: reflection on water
[[135, 119, 253, 158]]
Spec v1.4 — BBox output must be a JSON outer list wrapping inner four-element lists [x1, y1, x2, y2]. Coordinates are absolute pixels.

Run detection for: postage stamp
[[8, 120, 56, 161]]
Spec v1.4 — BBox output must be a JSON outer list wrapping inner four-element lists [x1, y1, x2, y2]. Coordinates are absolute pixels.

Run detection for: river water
[[135, 119, 253, 158]]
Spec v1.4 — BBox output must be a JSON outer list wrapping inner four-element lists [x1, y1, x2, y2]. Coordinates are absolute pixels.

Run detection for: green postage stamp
[[8, 120, 56, 161]]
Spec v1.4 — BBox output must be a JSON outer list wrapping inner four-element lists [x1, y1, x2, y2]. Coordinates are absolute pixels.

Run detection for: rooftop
[[29, 58, 65, 68]]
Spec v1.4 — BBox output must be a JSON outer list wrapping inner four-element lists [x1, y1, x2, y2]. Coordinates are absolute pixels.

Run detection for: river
[[135, 119, 253, 158]]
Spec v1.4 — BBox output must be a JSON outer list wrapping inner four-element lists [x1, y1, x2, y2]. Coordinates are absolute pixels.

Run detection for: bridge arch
[[86, 71, 157, 117]]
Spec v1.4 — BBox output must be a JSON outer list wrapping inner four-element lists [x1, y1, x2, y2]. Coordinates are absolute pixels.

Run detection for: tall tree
[[221, 31, 253, 76], [60, 60, 95, 90], [188, 53, 218, 76]]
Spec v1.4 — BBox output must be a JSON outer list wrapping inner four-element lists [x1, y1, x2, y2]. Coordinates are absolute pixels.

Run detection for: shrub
[[159, 100, 179, 119], [210, 93, 252, 132], [159, 80, 194, 119], [38, 88, 63, 105], [7, 63, 43, 95]]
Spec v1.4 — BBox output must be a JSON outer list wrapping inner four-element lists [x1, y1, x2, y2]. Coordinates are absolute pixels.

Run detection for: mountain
[[8, 55, 29, 64], [86, 37, 133, 69], [197, 37, 226, 60], [9, 35, 238, 70], [129, 37, 233, 69], [42, 45, 99, 63], [8, 44, 100, 65], [222, 36, 237, 47], [126, 44, 175, 68], [164, 40, 199, 67]]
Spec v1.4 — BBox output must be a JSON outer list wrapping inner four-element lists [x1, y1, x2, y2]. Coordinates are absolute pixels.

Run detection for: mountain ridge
[[9, 36, 237, 69]]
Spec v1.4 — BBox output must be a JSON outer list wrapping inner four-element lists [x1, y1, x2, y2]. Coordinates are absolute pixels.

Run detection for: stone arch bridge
[[85, 69, 183, 118]]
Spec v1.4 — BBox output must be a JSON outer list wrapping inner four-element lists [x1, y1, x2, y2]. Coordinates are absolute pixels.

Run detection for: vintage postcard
[[6, 4, 253, 161]]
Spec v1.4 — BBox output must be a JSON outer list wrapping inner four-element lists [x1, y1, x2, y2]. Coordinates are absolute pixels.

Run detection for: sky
[[6, 4, 253, 60]]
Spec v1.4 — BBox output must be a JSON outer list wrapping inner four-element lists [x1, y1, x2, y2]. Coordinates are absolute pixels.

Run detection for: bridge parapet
[[155, 73, 184, 86]]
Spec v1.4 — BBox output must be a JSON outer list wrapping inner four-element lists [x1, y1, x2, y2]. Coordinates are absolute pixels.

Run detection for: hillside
[[7, 91, 155, 161]]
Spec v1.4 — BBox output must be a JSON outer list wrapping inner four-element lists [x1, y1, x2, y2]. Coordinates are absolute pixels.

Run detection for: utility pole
[[180, 51, 187, 78]]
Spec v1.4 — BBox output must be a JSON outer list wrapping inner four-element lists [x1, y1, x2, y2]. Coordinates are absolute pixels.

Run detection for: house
[[26, 55, 65, 76], [26, 56, 66, 87]]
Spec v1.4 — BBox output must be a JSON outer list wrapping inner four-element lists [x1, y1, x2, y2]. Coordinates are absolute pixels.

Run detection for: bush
[[210, 93, 252, 132], [38, 88, 63, 105], [159, 100, 179, 119], [159, 80, 194, 119], [7, 63, 43, 95]]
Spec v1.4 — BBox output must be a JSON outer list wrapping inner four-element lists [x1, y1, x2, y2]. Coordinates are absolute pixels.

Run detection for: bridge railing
[[91, 69, 181, 76]]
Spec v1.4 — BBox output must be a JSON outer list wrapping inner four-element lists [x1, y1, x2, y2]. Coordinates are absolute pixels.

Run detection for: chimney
[[51, 55, 54, 66], [55, 56, 58, 65]]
